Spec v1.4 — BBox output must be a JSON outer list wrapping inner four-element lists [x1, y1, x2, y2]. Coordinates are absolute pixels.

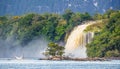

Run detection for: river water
[[0, 59, 120, 69]]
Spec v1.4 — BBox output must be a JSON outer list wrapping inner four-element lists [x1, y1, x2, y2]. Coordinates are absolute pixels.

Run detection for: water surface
[[0, 59, 120, 69]]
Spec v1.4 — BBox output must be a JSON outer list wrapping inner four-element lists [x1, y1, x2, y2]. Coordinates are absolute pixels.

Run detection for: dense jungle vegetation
[[0, 9, 92, 45], [87, 10, 120, 57], [0, 9, 119, 57]]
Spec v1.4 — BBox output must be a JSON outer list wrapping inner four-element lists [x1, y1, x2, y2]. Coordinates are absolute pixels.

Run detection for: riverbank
[[39, 57, 120, 61]]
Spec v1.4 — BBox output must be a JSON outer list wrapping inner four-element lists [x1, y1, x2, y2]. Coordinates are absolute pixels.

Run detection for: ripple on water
[[0, 60, 120, 69]]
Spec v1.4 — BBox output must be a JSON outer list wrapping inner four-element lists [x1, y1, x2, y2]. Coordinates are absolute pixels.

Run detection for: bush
[[44, 42, 64, 57], [105, 50, 120, 57]]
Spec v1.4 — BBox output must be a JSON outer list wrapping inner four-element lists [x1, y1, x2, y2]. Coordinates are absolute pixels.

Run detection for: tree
[[62, 9, 74, 21], [93, 13, 103, 20], [44, 42, 64, 57], [81, 12, 92, 21]]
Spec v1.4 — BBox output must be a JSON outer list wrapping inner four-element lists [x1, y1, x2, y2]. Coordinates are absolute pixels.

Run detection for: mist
[[0, 36, 49, 59]]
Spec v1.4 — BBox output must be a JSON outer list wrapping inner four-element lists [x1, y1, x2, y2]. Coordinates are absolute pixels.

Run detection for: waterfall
[[65, 21, 95, 58]]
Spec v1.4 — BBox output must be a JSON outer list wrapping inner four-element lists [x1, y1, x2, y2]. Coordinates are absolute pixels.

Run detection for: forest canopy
[[87, 10, 120, 57], [0, 9, 92, 46]]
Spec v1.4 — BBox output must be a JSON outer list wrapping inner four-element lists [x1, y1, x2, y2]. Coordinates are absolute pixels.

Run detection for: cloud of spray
[[0, 36, 49, 59]]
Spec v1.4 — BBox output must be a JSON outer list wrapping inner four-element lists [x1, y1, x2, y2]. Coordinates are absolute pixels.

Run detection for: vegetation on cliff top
[[0, 9, 92, 46], [87, 10, 120, 57]]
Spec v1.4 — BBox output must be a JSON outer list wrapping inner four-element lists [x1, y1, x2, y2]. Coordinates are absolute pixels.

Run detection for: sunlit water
[[0, 59, 120, 69]]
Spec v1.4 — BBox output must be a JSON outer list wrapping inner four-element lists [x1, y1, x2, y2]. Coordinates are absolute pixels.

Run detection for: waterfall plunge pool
[[0, 59, 120, 69]]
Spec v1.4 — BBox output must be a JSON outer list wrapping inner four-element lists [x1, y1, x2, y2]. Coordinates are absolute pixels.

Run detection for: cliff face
[[0, 0, 120, 15]]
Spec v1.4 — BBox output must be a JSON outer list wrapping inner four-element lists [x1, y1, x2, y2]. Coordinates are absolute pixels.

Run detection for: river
[[0, 59, 120, 69]]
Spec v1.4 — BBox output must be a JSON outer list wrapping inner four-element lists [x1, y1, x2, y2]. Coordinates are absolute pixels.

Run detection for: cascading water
[[65, 21, 96, 58]]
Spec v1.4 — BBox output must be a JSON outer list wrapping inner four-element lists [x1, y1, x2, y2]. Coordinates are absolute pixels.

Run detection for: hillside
[[87, 10, 120, 57], [0, 10, 92, 46], [0, 9, 120, 58]]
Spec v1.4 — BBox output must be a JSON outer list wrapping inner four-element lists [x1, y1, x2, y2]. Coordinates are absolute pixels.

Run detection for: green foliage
[[105, 50, 119, 57], [0, 10, 92, 45], [44, 42, 64, 57], [62, 9, 74, 21], [93, 13, 103, 20], [84, 19, 109, 32], [0, 16, 7, 21], [80, 12, 92, 21], [87, 10, 120, 57], [0, 16, 12, 39], [0, 9, 119, 58], [63, 10, 92, 37]]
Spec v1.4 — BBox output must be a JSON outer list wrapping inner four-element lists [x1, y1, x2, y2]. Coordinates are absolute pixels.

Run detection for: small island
[[40, 42, 120, 61]]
